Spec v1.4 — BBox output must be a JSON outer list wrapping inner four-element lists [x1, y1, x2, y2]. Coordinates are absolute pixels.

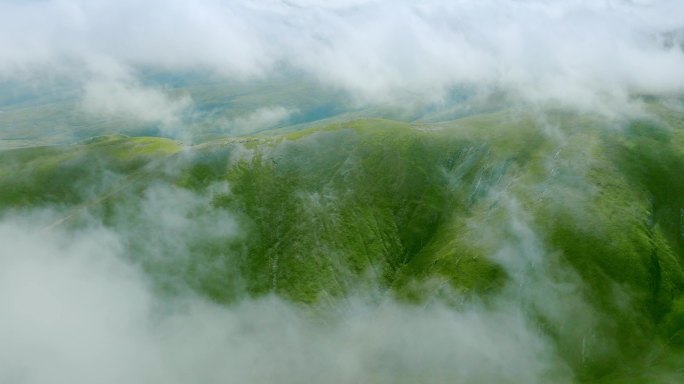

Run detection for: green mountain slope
[[1, 104, 684, 381]]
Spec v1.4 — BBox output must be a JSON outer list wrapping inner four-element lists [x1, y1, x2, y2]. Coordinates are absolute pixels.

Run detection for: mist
[[1, 0, 683, 110], [0, 204, 573, 384]]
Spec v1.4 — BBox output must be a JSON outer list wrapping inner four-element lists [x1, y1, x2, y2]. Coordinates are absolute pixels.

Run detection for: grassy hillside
[[1, 105, 684, 381]]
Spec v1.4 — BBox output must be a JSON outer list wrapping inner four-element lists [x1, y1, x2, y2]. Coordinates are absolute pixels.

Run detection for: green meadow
[[2, 100, 684, 381]]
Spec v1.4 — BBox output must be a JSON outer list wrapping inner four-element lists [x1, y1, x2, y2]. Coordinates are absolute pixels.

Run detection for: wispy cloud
[[220, 106, 296, 134], [0, 0, 682, 109], [0, 208, 570, 384], [81, 74, 192, 126]]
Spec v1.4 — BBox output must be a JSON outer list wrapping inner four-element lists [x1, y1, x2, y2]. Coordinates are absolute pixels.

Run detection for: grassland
[[1, 103, 684, 381]]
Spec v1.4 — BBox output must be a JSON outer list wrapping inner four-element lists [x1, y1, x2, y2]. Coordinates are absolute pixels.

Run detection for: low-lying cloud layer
[[81, 74, 192, 126], [1, 0, 683, 108], [0, 209, 572, 384], [221, 106, 296, 134]]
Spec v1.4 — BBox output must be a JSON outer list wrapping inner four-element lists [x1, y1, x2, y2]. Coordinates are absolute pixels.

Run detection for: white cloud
[[222, 106, 295, 134], [0, 0, 682, 109], [80, 74, 192, 126], [0, 210, 572, 384]]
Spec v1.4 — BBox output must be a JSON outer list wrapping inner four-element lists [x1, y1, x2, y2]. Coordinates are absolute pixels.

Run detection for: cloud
[[220, 106, 296, 134], [0, 210, 572, 384], [80, 73, 192, 126], [0, 0, 682, 109], [0, 174, 582, 383]]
